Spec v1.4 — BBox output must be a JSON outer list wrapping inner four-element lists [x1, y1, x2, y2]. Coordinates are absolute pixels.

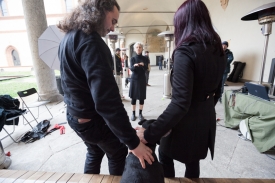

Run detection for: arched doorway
[[130, 43, 136, 59], [12, 50, 21, 66], [6, 46, 21, 66]]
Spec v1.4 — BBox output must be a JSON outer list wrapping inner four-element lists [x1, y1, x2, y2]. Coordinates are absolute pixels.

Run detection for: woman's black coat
[[144, 43, 226, 163], [129, 54, 148, 100]]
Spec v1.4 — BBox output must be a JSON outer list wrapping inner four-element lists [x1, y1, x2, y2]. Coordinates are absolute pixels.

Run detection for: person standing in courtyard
[[135, 0, 226, 178], [115, 48, 122, 75], [58, 0, 153, 175], [158, 55, 163, 70], [129, 42, 148, 121], [220, 41, 234, 102]]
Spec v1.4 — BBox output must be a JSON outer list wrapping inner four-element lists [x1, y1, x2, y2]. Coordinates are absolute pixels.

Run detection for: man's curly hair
[[57, 0, 120, 35]]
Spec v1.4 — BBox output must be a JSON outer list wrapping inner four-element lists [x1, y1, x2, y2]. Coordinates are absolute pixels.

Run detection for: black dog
[[120, 119, 164, 183]]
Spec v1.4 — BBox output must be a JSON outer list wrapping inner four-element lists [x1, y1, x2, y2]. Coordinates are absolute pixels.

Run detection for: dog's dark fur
[[120, 119, 164, 183]]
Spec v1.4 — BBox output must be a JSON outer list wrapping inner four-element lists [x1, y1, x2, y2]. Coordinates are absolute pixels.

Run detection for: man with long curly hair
[[58, 0, 153, 175]]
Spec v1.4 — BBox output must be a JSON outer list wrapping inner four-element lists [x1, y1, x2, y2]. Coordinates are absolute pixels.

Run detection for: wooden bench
[[0, 170, 274, 183]]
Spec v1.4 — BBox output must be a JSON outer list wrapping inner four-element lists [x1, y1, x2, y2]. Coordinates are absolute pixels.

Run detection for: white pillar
[[22, 0, 63, 102], [120, 38, 125, 48]]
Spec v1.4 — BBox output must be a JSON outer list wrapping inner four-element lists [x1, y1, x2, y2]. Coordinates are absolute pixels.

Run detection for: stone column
[[22, 0, 63, 102], [120, 38, 125, 48]]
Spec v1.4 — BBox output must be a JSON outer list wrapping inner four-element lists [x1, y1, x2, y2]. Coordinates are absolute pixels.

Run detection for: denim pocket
[[67, 113, 105, 144]]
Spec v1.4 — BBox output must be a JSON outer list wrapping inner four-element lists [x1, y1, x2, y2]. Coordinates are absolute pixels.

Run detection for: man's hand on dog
[[130, 142, 154, 169], [135, 126, 148, 144]]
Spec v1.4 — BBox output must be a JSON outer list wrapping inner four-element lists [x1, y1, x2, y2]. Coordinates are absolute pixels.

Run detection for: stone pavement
[[1, 66, 274, 178]]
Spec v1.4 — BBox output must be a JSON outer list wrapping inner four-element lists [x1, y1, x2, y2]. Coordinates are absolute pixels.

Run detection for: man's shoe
[[139, 114, 144, 121], [131, 114, 136, 121]]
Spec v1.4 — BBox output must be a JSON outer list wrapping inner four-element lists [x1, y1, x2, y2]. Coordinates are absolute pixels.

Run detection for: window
[[65, 0, 73, 13], [0, 0, 8, 16], [12, 50, 21, 66]]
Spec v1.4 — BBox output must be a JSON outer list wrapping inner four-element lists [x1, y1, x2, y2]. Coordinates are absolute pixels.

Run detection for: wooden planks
[[109, 175, 121, 183], [202, 178, 275, 183], [78, 174, 94, 183], [45, 172, 65, 183], [67, 173, 85, 183], [2, 170, 27, 183], [23, 171, 46, 183], [0, 170, 274, 183], [13, 170, 36, 183], [57, 173, 74, 183], [89, 174, 104, 183], [35, 172, 55, 183], [0, 170, 18, 182]]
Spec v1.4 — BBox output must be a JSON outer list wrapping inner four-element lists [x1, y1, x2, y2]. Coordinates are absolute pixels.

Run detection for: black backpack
[[227, 61, 246, 83]]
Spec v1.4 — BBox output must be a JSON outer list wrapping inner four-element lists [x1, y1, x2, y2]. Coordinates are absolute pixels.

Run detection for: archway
[[12, 50, 21, 66], [6, 46, 21, 66], [130, 43, 136, 59]]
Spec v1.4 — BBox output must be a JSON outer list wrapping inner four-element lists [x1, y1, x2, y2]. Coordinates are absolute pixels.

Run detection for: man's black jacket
[[58, 30, 139, 150]]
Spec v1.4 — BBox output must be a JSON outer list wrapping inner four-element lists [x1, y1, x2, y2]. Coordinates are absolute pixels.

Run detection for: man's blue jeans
[[67, 113, 128, 175]]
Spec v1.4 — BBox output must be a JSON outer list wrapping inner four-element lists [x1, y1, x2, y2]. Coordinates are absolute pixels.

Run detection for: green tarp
[[223, 90, 275, 152]]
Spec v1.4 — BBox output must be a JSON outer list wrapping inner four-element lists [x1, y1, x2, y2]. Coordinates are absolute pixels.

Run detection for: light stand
[[107, 32, 123, 99], [158, 31, 174, 99], [241, 2, 275, 92]]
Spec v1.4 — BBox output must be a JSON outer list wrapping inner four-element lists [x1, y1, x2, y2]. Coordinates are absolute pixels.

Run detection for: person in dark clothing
[[57, 0, 153, 175], [158, 55, 163, 70], [123, 54, 129, 68], [135, 0, 226, 178], [115, 48, 122, 75], [144, 51, 151, 86], [220, 41, 234, 97], [129, 42, 148, 121]]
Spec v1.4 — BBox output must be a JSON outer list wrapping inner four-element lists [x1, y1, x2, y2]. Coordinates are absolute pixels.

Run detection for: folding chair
[[1, 111, 33, 143], [17, 88, 53, 124]]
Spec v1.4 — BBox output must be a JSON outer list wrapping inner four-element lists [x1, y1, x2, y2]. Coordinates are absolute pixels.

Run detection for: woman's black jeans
[[67, 113, 128, 175], [159, 149, 200, 178]]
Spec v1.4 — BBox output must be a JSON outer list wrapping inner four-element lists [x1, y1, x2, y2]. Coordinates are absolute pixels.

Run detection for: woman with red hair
[[136, 0, 226, 178]]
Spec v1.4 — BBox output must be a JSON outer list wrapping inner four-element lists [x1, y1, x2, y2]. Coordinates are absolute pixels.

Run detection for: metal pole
[[167, 39, 171, 70], [259, 35, 270, 84], [158, 31, 174, 99], [163, 35, 172, 99], [110, 40, 117, 75], [259, 23, 272, 84]]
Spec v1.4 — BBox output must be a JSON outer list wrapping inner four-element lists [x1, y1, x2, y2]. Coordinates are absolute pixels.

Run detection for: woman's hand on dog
[[135, 126, 148, 144], [130, 142, 154, 169]]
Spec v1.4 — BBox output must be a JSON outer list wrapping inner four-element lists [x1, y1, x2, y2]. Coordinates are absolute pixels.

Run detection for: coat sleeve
[[141, 56, 148, 71], [79, 42, 140, 150], [144, 49, 195, 144], [214, 79, 222, 105], [130, 57, 137, 71], [227, 51, 234, 64]]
